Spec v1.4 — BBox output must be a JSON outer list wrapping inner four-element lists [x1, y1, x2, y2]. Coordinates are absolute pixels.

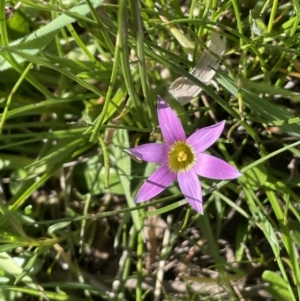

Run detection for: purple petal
[[187, 121, 225, 153], [194, 153, 242, 179], [157, 96, 186, 144], [128, 143, 168, 164], [177, 170, 203, 213], [135, 165, 176, 203]]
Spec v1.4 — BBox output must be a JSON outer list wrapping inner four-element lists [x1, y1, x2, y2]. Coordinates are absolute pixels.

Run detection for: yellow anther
[[177, 151, 187, 162]]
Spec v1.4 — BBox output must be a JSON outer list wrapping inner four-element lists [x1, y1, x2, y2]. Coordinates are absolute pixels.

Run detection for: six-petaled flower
[[128, 97, 241, 213]]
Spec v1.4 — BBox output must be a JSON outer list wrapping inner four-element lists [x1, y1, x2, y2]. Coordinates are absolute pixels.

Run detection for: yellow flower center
[[168, 141, 195, 172]]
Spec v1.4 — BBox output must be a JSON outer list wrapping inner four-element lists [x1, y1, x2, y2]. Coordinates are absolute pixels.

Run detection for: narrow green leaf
[[216, 71, 300, 137], [48, 222, 71, 238], [110, 129, 143, 237], [14, 252, 43, 284], [262, 270, 295, 301], [0, 0, 104, 70]]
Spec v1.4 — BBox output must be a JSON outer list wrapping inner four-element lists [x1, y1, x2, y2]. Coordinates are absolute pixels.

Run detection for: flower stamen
[[168, 141, 195, 172], [177, 151, 187, 162]]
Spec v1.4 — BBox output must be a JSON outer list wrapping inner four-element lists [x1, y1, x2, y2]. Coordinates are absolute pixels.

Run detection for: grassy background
[[1, 0, 300, 300]]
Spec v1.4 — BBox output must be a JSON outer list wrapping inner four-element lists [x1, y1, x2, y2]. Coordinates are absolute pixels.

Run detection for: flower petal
[[128, 143, 168, 164], [135, 165, 176, 203], [194, 153, 242, 179], [187, 121, 225, 153], [157, 96, 186, 144], [177, 170, 203, 213]]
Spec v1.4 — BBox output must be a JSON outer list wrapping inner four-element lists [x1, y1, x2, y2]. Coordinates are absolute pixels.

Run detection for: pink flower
[[129, 97, 241, 214]]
